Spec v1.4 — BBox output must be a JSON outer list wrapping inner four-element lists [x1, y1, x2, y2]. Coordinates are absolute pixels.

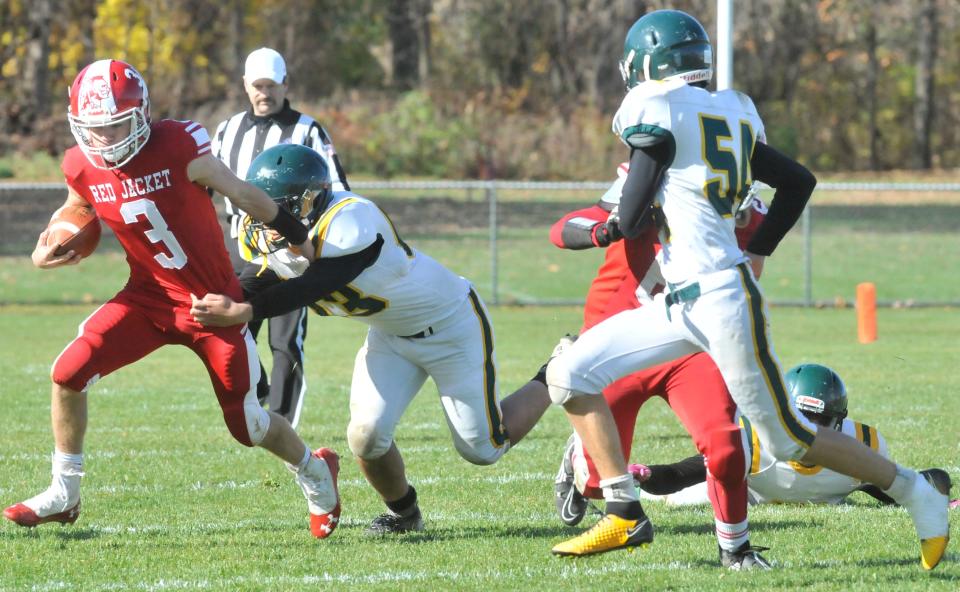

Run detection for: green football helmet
[[785, 364, 849, 431], [243, 144, 332, 253], [619, 9, 713, 89]]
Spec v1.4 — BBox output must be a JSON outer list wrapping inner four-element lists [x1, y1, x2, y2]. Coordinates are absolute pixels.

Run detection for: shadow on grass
[[656, 518, 810, 537], [344, 523, 569, 545], [352, 516, 813, 546], [52, 527, 100, 541], [0, 524, 101, 541]]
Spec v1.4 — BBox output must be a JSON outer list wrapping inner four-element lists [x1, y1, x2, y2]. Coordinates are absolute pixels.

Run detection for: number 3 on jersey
[[120, 198, 188, 269], [312, 284, 387, 317], [699, 115, 755, 218]]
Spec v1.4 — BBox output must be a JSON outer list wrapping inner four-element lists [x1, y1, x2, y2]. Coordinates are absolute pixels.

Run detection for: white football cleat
[[902, 471, 950, 570], [290, 448, 341, 539]]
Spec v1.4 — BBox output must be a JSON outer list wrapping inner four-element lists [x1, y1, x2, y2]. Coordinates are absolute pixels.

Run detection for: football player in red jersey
[[3, 59, 346, 539], [548, 163, 772, 569]]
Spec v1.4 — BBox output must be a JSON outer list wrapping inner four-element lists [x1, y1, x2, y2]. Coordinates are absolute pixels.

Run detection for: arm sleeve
[[745, 143, 817, 256], [619, 143, 670, 239], [549, 204, 610, 250], [639, 455, 708, 496], [238, 265, 282, 300], [266, 208, 309, 246], [248, 234, 384, 320]]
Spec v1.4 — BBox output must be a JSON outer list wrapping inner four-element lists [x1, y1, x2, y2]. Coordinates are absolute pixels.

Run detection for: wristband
[[267, 208, 308, 246]]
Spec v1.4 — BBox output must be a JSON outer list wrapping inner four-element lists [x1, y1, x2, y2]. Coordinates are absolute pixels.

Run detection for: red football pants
[[51, 290, 258, 446], [581, 352, 747, 523]]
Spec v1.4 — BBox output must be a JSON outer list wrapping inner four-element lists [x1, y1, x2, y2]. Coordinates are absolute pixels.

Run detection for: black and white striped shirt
[[211, 99, 349, 238]]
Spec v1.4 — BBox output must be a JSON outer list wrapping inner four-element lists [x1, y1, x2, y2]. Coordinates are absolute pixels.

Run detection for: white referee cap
[[244, 47, 286, 84]]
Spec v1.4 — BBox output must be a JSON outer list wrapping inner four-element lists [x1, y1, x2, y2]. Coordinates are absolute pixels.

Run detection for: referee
[[211, 47, 349, 428]]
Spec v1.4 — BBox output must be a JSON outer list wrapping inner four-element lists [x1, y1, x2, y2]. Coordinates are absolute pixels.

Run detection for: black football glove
[[592, 207, 623, 247]]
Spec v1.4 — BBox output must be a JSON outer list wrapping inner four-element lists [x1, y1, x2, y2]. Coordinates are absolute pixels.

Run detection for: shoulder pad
[[612, 84, 675, 150], [61, 146, 86, 184], [154, 119, 212, 157], [731, 90, 760, 118], [848, 420, 883, 453], [310, 195, 380, 257], [719, 89, 766, 143]]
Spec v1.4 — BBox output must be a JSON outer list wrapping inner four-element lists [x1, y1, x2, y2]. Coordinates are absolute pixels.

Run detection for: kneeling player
[[614, 364, 954, 508]]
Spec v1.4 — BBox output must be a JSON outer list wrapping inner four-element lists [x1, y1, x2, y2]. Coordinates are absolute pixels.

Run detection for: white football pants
[[548, 262, 817, 462]]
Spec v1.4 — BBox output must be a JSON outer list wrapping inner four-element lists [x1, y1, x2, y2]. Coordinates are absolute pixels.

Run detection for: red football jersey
[[62, 119, 239, 304]]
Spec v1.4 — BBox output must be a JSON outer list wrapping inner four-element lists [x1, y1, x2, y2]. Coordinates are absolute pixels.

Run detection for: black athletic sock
[[641, 455, 708, 495], [531, 362, 549, 386], [386, 485, 419, 517], [255, 361, 270, 406], [606, 500, 645, 521]]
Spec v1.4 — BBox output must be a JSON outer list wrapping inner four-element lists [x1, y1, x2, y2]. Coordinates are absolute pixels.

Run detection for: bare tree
[[389, 0, 421, 90], [22, 0, 53, 132], [913, 0, 937, 169], [864, 4, 880, 169]]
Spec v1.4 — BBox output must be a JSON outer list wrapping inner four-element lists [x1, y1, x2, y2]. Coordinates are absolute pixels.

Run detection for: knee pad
[[347, 420, 391, 460], [243, 389, 271, 446], [706, 426, 747, 485], [454, 439, 506, 466], [546, 360, 589, 406], [51, 338, 100, 393]]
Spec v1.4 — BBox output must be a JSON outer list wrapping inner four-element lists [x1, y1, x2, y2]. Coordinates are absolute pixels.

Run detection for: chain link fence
[[2, 181, 959, 307]]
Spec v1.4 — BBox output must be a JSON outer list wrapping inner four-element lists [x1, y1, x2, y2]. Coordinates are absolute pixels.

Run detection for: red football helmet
[[68, 59, 151, 169]]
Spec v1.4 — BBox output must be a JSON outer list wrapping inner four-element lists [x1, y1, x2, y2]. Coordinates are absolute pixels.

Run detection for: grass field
[[0, 275, 958, 589]]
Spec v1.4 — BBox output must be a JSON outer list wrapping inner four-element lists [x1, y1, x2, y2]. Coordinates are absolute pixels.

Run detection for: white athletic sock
[[599, 473, 639, 503], [883, 465, 918, 505], [286, 447, 312, 473], [53, 450, 84, 475], [716, 518, 749, 552], [24, 450, 83, 513], [52, 449, 83, 502]]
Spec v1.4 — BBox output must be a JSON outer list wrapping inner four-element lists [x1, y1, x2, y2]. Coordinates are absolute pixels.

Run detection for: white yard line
[[19, 560, 695, 592]]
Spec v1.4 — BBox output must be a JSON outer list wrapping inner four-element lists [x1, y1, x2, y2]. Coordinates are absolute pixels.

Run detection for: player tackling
[[545, 10, 949, 569], [3, 59, 342, 540], [190, 143, 553, 535]]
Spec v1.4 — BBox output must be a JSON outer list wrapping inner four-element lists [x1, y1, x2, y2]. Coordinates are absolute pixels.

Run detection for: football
[[48, 205, 102, 258]]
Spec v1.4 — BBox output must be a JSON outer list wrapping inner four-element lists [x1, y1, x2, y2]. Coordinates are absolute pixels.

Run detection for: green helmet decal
[[619, 10, 713, 89], [785, 364, 849, 430], [244, 144, 332, 253]]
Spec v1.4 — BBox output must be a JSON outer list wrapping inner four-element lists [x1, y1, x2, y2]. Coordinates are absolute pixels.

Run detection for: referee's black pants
[[226, 229, 308, 429]]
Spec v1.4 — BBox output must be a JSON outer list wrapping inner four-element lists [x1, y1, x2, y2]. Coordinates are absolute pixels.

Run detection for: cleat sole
[[921, 536, 949, 571]]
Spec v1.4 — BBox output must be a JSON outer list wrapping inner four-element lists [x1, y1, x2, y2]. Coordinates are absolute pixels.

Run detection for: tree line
[[1, 0, 956, 179]]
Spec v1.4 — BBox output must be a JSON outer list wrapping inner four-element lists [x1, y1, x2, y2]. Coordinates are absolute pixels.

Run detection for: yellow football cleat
[[920, 536, 948, 571], [908, 469, 951, 570], [552, 513, 654, 557]]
